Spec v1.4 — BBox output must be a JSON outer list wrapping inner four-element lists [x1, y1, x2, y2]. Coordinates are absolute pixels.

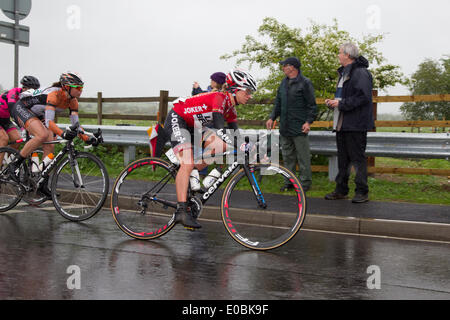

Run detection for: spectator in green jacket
[[266, 57, 318, 192]]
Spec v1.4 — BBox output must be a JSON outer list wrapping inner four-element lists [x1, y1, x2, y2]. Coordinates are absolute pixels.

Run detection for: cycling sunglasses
[[67, 84, 84, 89]]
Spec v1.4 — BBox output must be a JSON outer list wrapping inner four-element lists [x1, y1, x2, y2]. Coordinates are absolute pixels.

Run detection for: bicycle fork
[[243, 165, 267, 209], [68, 153, 84, 188]]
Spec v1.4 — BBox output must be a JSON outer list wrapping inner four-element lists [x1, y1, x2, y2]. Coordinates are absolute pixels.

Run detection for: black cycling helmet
[[60, 72, 84, 86], [20, 75, 40, 89]]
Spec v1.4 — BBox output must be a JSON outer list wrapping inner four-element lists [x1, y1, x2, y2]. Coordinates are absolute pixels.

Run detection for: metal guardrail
[[308, 131, 450, 159], [60, 124, 450, 178]]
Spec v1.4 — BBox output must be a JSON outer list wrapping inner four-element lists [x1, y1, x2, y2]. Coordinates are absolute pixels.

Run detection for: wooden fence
[[78, 91, 450, 129], [75, 91, 449, 177]]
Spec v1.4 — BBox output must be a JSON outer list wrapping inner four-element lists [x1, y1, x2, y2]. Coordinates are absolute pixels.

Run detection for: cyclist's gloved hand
[[240, 142, 254, 152], [61, 128, 77, 140], [86, 136, 100, 147]]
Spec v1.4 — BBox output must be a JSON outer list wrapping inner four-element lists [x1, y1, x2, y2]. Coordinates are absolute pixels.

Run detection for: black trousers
[[335, 131, 369, 195]]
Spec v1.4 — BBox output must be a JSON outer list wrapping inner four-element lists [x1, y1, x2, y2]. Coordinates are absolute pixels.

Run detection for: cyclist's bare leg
[[175, 144, 194, 203], [0, 128, 9, 165], [41, 129, 55, 159], [195, 131, 228, 170], [19, 118, 50, 158], [7, 128, 22, 150], [174, 143, 202, 228], [0, 128, 8, 147]]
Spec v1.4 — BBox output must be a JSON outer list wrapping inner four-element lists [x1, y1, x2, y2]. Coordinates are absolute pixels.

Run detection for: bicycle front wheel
[[0, 147, 22, 212], [111, 157, 178, 240], [51, 152, 109, 221], [221, 163, 307, 250]]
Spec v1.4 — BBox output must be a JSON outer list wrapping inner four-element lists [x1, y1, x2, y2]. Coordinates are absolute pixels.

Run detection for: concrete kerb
[[200, 206, 450, 243], [57, 189, 450, 243]]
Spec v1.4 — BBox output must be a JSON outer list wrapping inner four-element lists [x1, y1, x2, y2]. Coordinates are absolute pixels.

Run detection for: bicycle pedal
[[184, 226, 196, 231]]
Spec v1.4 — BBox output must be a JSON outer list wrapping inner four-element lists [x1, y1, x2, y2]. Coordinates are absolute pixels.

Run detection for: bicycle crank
[[188, 196, 203, 219]]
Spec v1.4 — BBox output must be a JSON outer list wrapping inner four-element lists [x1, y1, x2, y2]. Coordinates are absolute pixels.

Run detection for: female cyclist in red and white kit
[[164, 69, 257, 229]]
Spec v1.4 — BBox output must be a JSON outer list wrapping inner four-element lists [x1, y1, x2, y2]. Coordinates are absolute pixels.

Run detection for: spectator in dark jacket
[[192, 72, 226, 96], [266, 57, 318, 192], [325, 42, 374, 203]]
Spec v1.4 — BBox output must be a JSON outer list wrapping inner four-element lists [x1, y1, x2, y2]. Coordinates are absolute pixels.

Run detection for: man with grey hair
[[324, 42, 374, 203]]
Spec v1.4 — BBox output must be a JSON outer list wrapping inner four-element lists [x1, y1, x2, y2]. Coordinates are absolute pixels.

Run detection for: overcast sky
[[0, 0, 449, 114]]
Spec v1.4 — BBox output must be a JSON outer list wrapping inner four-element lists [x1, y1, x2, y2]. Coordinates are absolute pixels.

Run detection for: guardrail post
[[97, 92, 103, 125], [159, 90, 169, 124], [328, 156, 338, 181], [368, 90, 377, 174], [124, 145, 136, 165]]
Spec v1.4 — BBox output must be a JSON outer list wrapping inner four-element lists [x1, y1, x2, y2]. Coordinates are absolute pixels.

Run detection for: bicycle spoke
[[111, 157, 177, 240], [52, 152, 108, 221], [0, 147, 23, 212]]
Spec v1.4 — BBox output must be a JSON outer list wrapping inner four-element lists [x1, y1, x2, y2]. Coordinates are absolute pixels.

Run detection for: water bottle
[[4, 154, 14, 165], [203, 168, 221, 188], [39, 153, 54, 171], [31, 152, 40, 173], [189, 169, 201, 191]]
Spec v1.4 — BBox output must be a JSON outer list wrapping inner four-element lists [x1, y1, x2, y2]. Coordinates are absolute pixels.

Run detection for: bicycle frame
[[147, 146, 267, 211], [12, 123, 101, 191], [37, 140, 81, 188]]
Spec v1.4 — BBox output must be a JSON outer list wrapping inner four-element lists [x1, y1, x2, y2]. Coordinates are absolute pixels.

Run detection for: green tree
[[221, 17, 405, 120], [400, 56, 450, 120]]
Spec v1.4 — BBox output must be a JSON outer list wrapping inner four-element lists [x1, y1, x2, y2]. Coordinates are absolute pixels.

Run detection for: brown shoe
[[352, 193, 369, 203], [324, 191, 348, 200]]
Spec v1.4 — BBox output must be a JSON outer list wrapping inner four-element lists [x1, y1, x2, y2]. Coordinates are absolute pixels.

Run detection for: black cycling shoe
[[8, 161, 21, 183], [37, 185, 52, 200], [175, 207, 202, 229], [280, 182, 294, 192]]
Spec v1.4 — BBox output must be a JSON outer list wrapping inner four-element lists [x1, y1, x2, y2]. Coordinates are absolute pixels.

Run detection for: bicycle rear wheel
[[221, 163, 306, 250], [51, 151, 109, 221], [111, 157, 178, 240], [0, 147, 22, 212]]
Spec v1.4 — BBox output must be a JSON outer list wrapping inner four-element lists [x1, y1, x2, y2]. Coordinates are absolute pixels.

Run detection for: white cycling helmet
[[226, 69, 257, 92]]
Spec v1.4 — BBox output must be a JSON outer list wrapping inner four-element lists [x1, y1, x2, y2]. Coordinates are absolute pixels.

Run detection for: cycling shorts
[[10, 101, 40, 128], [0, 118, 19, 133], [164, 110, 194, 153]]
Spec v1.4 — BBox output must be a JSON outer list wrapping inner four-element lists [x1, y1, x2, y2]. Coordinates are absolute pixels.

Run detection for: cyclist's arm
[[68, 109, 89, 142], [68, 99, 90, 142], [6, 88, 21, 105], [45, 95, 89, 141], [45, 105, 64, 137], [212, 112, 233, 145]]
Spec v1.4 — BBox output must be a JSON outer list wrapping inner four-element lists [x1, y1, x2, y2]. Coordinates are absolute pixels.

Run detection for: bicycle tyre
[[221, 163, 307, 250], [0, 147, 23, 212], [51, 151, 109, 221], [111, 157, 178, 240]]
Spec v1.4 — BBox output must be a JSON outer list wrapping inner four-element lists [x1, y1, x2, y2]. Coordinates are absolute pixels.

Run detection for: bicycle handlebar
[[8, 122, 104, 146]]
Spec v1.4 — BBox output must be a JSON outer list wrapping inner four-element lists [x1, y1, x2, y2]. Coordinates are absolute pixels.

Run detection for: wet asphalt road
[[0, 203, 449, 300]]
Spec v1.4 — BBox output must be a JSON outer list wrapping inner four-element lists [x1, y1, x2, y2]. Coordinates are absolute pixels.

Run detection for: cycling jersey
[[165, 92, 239, 152], [0, 87, 23, 118], [172, 91, 236, 127], [12, 87, 80, 137], [18, 87, 78, 113]]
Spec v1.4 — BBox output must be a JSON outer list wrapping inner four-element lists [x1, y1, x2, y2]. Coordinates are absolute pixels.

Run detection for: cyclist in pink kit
[[164, 69, 257, 229], [0, 76, 40, 164]]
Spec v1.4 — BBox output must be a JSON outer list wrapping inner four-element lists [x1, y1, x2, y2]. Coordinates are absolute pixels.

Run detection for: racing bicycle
[[111, 135, 307, 250], [0, 123, 109, 221]]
